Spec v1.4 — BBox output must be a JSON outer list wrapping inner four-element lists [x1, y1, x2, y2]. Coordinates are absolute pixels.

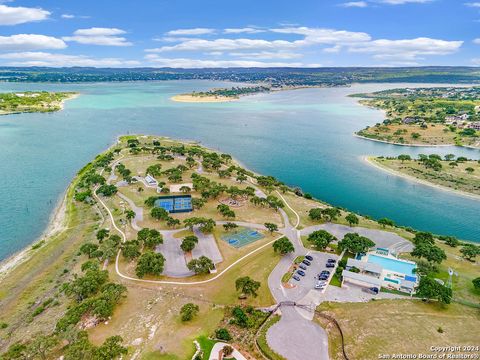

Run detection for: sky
[[0, 0, 478, 68]]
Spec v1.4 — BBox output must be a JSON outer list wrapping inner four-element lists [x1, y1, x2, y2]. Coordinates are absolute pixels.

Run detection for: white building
[[144, 174, 158, 187], [342, 249, 418, 293]]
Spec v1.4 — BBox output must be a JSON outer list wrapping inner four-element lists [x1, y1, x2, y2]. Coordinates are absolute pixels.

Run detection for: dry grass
[[318, 300, 480, 360]]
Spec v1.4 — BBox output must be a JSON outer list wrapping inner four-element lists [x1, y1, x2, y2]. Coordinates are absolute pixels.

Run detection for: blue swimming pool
[[367, 254, 416, 276]]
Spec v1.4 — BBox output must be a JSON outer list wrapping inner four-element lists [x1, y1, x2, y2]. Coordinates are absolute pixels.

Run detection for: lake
[[0, 80, 479, 260]]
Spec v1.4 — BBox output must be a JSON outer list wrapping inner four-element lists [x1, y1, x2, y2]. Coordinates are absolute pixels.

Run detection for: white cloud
[[0, 34, 66, 51], [166, 28, 215, 36], [224, 27, 265, 34], [146, 38, 300, 53], [376, 0, 433, 4], [340, 1, 368, 7], [348, 37, 463, 61], [0, 51, 140, 67], [474, 38, 480, 44], [465, 2, 480, 7], [0, 4, 50, 25], [228, 51, 302, 59], [63, 27, 132, 46], [61, 14, 75, 19], [472, 58, 480, 65], [147, 27, 371, 54], [144, 54, 309, 68]]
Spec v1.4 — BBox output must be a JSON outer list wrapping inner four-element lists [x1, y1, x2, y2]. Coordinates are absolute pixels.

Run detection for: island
[[171, 85, 271, 102], [353, 87, 480, 148], [0, 135, 478, 360], [366, 154, 480, 198], [0, 91, 78, 115]]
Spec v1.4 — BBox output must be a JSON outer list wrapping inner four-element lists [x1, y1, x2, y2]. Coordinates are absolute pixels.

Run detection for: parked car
[[305, 255, 314, 261], [320, 270, 331, 276], [302, 259, 311, 266], [326, 263, 335, 268], [327, 259, 336, 264], [299, 264, 307, 270], [293, 275, 301, 281], [315, 280, 327, 289], [362, 287, 379, 295], [297, 270, 306, 276], [318, 275, 328, 280]]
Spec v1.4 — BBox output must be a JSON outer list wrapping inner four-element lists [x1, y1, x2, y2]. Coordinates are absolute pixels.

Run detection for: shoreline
[[0, 189, 68, 281], [170, 94, 236, 103], [363, 155, 480, 201], [353, 133, 458, 148]]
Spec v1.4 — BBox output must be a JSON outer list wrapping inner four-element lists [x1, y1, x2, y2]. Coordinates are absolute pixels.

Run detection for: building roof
[[342, 270, 383, 287], [347, 258, 383, 274]]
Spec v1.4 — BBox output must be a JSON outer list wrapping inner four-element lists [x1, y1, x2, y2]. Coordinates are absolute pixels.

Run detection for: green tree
[[180, 303, 200, 322], [223, 222, 238, 232], [397, 154, 411, 162], [273, 237, 294, 255], [472, 277, 480, 290], [79, 243, 99, 258], [223, 345, 234, 357], [96, 228, 110, 242], [378, 217, 395, 228], [235, 276, 261, 298], [151, 207, 169, 221], [121, 240, 140, 260], [135, 251, 165, 278], [137, 228, 163, 249], [308, 208, 323, 221], [460, 244, 480, 261], [411, 242, 446, 264], [413, 232, 435, 246], [180, 235, 198, 253], [95, 335, 128, 360], [307, 230, 337, 250], [187, 256, 214, 274], [439, 235, 459, 248], [125, 210, 135, 221], [215, 328, 232, 341], [416, 277, 452, 304], [338, 233, 375, 254], [96, 184, 118, 197], [321, 207, 341, 221], [264, 222, 279, 234], [345, 213, 359, 227]]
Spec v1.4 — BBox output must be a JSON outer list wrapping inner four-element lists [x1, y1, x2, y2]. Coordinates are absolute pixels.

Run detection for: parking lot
[[285, 250, 340, 302]]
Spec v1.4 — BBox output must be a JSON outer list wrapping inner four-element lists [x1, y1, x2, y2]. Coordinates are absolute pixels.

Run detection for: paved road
[[300, 223, 414, 253], [265, 194, 330, 360], [117, 192, 143, 231], [192, 227, 223, 264], [267, 306, 329, 360]]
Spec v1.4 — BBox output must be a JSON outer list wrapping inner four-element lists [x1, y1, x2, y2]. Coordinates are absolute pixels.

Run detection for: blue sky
[[0, 0, 478, 67]]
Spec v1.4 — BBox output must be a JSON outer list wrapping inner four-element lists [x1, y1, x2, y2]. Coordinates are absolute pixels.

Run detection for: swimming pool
[[367, 254, 416, 276]]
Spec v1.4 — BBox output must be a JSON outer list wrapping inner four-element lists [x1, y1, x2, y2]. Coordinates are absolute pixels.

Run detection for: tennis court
[[154, 195, 192, 213], [221, 227, 264, 248]]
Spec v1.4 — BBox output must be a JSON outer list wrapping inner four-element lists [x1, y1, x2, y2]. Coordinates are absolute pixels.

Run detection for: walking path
[[208, 342, 248, 360]]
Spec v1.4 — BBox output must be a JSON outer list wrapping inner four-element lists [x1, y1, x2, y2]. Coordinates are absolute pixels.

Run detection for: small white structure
[[144, 175, 158, 187], [170, 182, 193, 193]]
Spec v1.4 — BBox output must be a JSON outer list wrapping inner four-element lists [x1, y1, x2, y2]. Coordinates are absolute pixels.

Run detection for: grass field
[[318, 300, 480, 360]]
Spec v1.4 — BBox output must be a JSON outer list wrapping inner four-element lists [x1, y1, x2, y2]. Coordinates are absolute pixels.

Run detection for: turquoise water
[[0, 81, 479, 260], [367, 254, 416, 276]]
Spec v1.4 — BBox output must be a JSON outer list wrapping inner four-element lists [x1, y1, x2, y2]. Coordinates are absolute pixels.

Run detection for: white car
[[314, 280, 327, 289]]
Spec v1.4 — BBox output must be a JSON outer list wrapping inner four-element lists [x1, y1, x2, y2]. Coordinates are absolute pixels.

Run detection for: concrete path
[[320, 283, 408, 303], [117, 192, 143, 231], [300, 223, 413, 253]]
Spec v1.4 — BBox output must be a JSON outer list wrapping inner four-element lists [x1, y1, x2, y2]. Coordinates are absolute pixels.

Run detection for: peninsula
[[1, 135, 478, 360], [0, 91, 78, 115], [353, 87, 480, 148], [367, 154, 480, 198]]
